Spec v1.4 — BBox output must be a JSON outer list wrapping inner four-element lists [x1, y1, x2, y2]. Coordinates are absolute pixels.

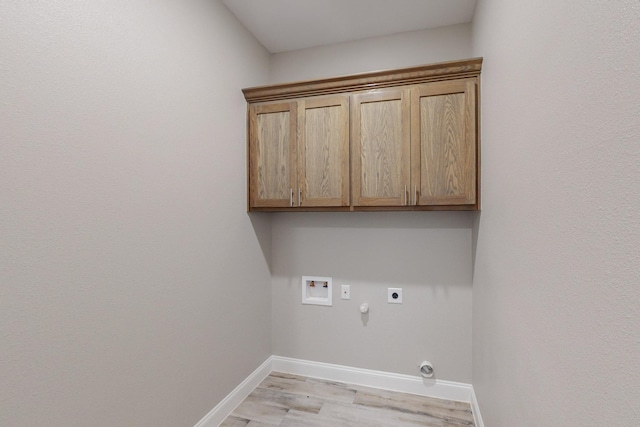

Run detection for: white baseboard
[[193, 357, 272, 427], [271, 356, 472, 403], [194, 356, 483, 427], [470, 385, 485, 427]]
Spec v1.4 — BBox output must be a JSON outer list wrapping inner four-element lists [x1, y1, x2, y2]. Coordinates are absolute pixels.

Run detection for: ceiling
[[222, 0, 477, 53]]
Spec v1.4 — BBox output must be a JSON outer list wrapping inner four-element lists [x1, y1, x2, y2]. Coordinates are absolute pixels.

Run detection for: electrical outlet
[[388, 287, 402, 304], [341, 285, 351, 300]]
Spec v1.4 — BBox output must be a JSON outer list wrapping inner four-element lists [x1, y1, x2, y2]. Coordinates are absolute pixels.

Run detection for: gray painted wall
[[0, 1, 272, 426], [272, 213, 473, 382], [269, 23, 473, 83], [8, 1, 638, 424], [471, 0, 640, 425], [269, 25, 475, 382]]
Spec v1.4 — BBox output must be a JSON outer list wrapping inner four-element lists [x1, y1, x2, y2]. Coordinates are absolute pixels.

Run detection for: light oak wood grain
[[245, 59, 481, 212], [411, 79, 476, 205], [351, 89, 410, 207], [249, 102, 297, 208], [249, 96, 349, 210], [298, 95, 350, 207]]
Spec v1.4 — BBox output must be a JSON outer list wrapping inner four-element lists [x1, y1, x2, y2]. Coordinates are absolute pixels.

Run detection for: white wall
[[471, 0, 640, 425], [270, 23, 473, 83], [269, 25, 475, 382], [0, 1, 271, 426]]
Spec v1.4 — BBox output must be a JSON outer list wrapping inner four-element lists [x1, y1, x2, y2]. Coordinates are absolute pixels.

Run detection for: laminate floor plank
[[317, 401, 449, 427], [220, 373, 476, 427], [219, 416, 278, 427], [248, 387, 324, 414], [260, 373, 358, 404], [228, 397, 289, 425], [354, 389, 474, 424]]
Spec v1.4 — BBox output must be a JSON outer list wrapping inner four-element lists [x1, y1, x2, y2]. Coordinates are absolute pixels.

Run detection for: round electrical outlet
[[387, 288, 402, 303]]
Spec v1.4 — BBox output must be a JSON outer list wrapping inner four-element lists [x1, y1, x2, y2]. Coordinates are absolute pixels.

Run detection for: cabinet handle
[[414, 185, 418, 205], [298, 188, 302, 207], [290, 188, 293, 207], [404, 185, 408, 206]]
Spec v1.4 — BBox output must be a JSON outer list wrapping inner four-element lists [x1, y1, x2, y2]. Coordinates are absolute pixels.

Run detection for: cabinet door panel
[[352, 89, 410, 206], [411, 80, 476, 205], [299, 95, 350, 207], [249, 102, 297, 208]]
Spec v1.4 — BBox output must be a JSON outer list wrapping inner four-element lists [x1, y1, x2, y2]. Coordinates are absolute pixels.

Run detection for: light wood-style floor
[[219, 372, 475, 427]]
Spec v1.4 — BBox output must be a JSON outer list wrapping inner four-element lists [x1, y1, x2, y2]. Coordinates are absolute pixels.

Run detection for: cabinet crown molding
[[243, 57, 482, 103]]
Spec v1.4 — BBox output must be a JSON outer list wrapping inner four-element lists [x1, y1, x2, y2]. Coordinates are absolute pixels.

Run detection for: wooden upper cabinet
[[249, 101, 297, 208], [411, 79, 477, 206], [243, 57, 482, 211], [351, 89, 410, 207], [248, 95, 350, 209], [352, 80, 477, 208], [298, 95, 350, 207]]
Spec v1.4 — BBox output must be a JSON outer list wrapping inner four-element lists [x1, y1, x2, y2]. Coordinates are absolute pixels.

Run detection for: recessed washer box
[[302, 276, 332, 306]]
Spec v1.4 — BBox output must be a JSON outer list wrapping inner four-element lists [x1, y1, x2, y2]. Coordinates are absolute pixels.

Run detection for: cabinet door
[[411, 79, 477, 206], [249, 101, 297, 208], [352, 89, 411, 206], [298, 95, 350, 207]]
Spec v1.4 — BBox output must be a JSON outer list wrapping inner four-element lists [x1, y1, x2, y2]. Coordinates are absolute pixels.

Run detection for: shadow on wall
[[271, 211, 475, 230], [248, 212, 273, 273], [472, 210, 481, 282]]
